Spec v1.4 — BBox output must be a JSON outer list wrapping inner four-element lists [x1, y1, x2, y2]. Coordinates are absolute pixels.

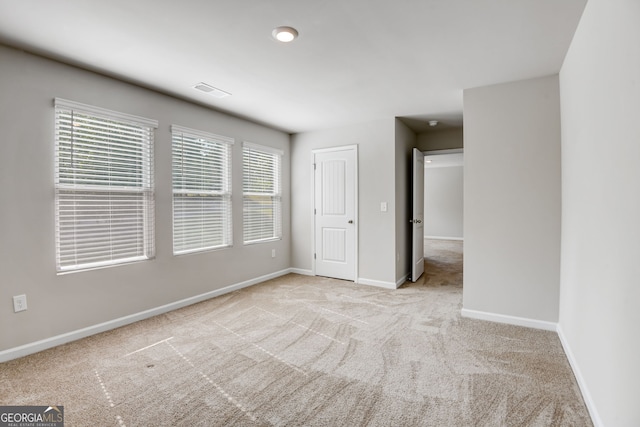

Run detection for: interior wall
[[394, 119, 416, 283], [416, 128, 463, 151], [290, 119, 397, 287], [0, 45, 291, 354], [424, 165, 463, 239], [558, 0, 640, 425], [463, 75, 561, 324]]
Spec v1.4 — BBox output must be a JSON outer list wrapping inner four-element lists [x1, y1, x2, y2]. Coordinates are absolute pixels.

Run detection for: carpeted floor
[[0, 240, 592, 426]]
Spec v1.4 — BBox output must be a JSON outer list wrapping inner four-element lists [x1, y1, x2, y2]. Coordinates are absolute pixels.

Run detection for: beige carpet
[[0, 240, 592, 426]]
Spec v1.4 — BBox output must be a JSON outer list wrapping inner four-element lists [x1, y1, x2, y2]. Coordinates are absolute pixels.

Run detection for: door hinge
[[313, 163, 316, 170], [314, 208, 316, 215], [314, 253, 316, 259]]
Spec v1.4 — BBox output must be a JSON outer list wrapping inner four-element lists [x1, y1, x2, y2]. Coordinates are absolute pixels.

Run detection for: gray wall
[[0, 45, 290, 353], [559, 0, 640, 425], [417, 128, 463, 151], [424, 165, 463, 239], [463, 75, 561, 323], [290, 119, 398, 287]]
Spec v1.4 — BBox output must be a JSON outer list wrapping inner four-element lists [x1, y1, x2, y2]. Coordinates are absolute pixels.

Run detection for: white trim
[[310, 149, 317, 276], [423, 148, 463, 155], [460, 308, 557, 331], [425, 236, 464, 241], [171, 125, 234, 144], [353, 145, 359, 283], [290, 268, 313, 276], [0, 269, 292, 363], [312, 145, 357, 153], [54, 97, 158, 128], [243, 140, 284, 156], [557, 325, 603, 427], [357, 277, 398, 289]]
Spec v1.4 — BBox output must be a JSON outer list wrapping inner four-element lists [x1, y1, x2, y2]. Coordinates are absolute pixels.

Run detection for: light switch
[[380, 202, 388, 212]]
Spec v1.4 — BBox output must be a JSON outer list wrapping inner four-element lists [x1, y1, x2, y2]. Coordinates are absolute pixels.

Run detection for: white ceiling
[[0, 0, 586, 134]]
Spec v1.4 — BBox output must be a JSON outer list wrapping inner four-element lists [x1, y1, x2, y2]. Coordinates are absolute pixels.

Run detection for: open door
[[411, 148, 425, 282]]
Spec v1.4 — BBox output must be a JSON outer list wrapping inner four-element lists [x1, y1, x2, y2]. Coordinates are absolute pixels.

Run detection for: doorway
[[423, 149, 464, 241]]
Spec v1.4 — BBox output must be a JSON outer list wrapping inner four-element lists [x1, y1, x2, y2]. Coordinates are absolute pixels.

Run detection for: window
[[172, 126, 233, 254], [54, 98, 156, 272], [243, 142, 283, 244]]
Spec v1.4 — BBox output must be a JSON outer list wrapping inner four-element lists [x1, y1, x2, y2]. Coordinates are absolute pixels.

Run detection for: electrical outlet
[[13, 294, 27, 313], [380, 202, 388, 212], [271, 249, 276, 258]]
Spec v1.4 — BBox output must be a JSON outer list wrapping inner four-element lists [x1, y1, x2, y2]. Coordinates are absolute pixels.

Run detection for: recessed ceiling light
[[426, 159, 433, 163], [429, 120, 439, 127], [192, 82, 231, 98], [272, 26, 299, 42]]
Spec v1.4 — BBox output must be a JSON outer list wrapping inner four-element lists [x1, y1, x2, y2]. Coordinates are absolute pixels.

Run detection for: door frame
[[311, 145, 359, 282]]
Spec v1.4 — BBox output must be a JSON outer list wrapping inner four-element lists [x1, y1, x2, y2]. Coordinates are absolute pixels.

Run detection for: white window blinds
[[172, 125, 233, 254], [243, 142, 283, 244], [54, 98, 157, 272]]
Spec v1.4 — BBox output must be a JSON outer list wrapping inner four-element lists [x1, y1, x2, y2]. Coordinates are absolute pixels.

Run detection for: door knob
[[348, 220, 354, 224]]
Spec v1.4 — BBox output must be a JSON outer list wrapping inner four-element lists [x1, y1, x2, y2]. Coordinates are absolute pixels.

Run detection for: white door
[[314, 146, 357, 281], [411, 148, 425, 282]]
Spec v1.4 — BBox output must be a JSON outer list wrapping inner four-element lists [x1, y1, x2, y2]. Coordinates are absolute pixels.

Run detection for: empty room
[[0, 1, 638, 426]]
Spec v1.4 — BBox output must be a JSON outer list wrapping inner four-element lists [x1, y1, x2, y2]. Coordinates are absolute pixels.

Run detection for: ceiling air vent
[[192, 82, 231, 98]]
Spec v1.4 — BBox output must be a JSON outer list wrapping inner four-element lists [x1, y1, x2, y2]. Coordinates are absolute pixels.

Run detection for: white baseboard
[[460, 308, 557, 331], [425, 236, 464, 241], [289, 268, 313, 276], [357, 277, 398, 289], [557, 325, 603, 427], [0, 268, 293, 363]]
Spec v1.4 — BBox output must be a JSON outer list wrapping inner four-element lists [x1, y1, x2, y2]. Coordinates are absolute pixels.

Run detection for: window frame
[[242, 141, 283, 245], [171, 125, 234, 255], [54, 98, 157, 273]]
